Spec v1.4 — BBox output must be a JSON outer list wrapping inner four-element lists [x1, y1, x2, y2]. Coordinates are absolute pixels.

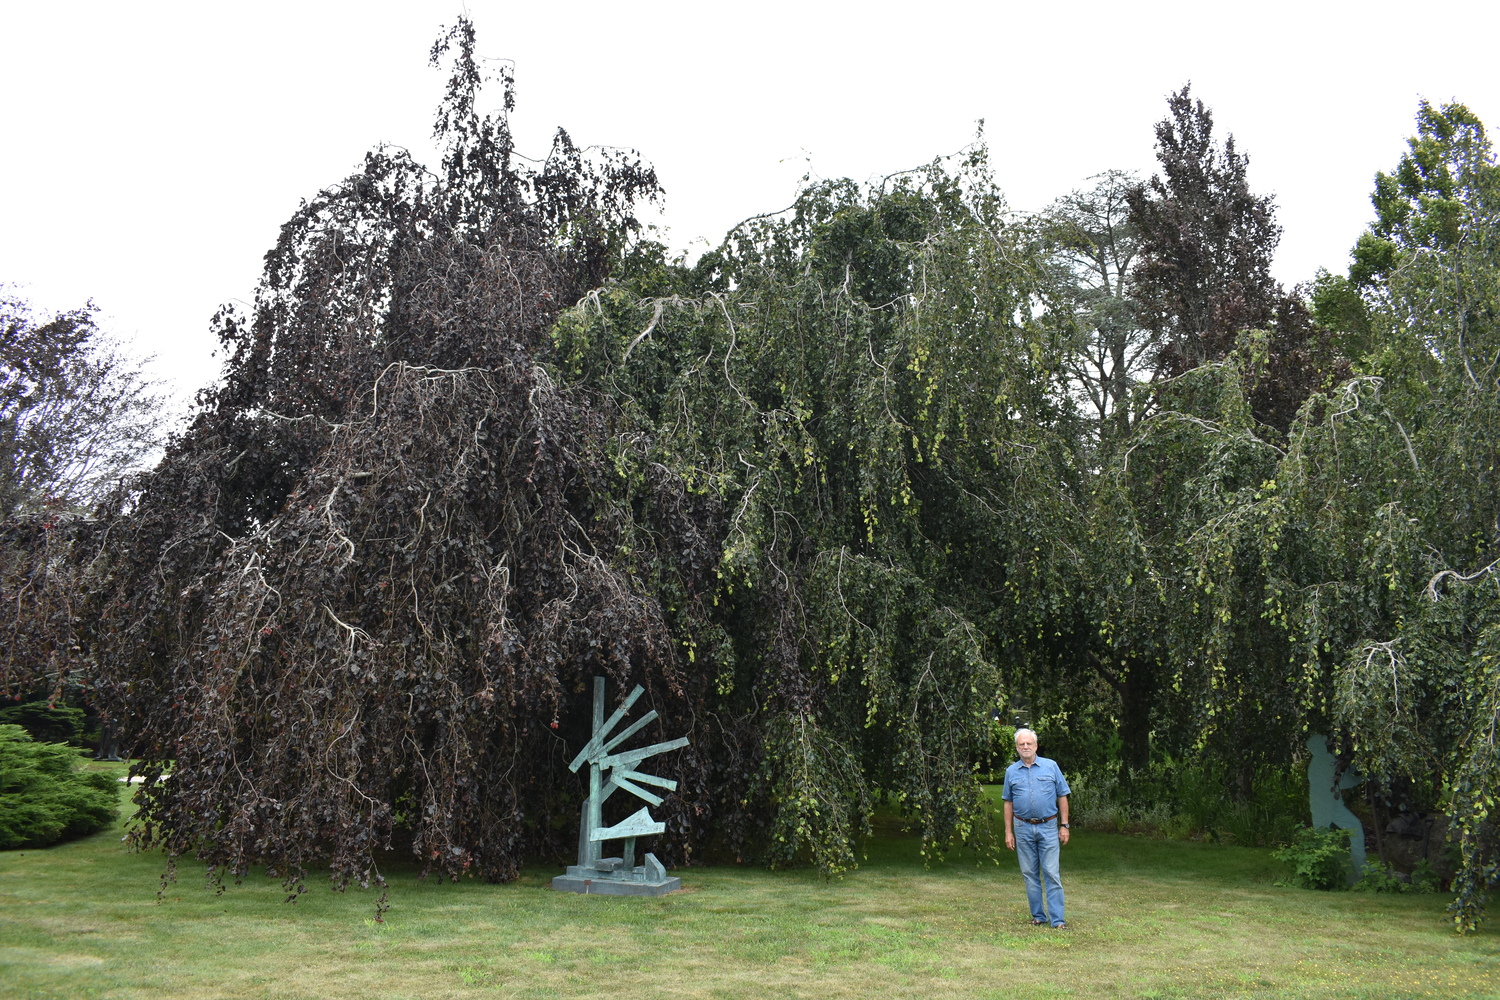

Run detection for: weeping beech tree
[[2, 19, 726, 901], [1157, 101, 1500, 929], [1286, 102, 1500, 930], [552, 151, 1086, 870]]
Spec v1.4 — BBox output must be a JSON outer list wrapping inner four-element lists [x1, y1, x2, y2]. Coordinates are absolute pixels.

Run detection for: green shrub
[[1070, 762, 1309, 845], [1215, 767, 1309, 847], [1272, 826, 1353, 890], [1351, 857, 1442, 894], [0, 724, 119, 849], [1169, 765, 1223, 835], [976, 721, 1019, 783], [1352, 860, 1408, 893], [0, 700, 86, 745], [1410, 857, 1442, 892], [1067, 772, 1176, 835]]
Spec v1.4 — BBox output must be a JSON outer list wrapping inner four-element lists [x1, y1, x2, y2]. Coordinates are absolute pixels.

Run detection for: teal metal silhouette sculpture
[[1306, 733, 1367, 881], [551, 677, 687, 896]]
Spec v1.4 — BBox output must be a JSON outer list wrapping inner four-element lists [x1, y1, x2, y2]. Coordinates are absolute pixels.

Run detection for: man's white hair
[[1014, 727, 1038, 742]]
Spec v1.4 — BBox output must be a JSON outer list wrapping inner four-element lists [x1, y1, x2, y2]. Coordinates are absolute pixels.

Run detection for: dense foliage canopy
[[553, 149, 1079, 867]]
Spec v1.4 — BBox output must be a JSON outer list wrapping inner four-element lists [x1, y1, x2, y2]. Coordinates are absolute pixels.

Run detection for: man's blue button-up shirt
[[1001, 756, 1070, 820]]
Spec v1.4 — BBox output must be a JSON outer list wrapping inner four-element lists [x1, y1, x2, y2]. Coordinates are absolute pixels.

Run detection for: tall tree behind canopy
[[1038, 91, 1287, 788], [1127, 85, 1282, 375], [0, 294, 167, 519], [1042, 170, 1152, 453]]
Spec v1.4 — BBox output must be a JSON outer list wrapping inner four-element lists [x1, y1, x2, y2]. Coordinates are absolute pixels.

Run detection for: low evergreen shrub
[[0, 724, 119, 849], [1410, 857, 1442, 893], [0, 700, 86, 745]]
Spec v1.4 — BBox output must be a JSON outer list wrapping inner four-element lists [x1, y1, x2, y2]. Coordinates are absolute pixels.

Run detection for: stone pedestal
[[550, 853, 680, 896]]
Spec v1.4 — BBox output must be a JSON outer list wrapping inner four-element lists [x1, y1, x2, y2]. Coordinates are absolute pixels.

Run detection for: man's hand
[[1006, 829, 1016, 851], [1058, 826, 1070, 846]]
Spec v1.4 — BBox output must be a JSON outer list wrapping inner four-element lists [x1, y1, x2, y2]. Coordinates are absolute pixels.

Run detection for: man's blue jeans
[[1014, 820, 1064, 925]]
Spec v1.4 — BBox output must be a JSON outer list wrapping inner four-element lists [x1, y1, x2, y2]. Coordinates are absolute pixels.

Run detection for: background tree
[[1032, 90, 1288, 790], [0, 293, 167, 518], [1041, 88, 1352, 798], [1042, 170, 1153, 451], [1126, 85, 1281, 375], [0, 296, 168, 726], [1124, 86, 1347, 438]]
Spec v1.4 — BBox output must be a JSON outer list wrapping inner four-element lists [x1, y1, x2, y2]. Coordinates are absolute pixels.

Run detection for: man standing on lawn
[[1002, 727, 1070, 928]]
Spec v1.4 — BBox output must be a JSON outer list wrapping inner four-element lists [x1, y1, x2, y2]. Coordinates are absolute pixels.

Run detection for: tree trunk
[[1117, 657, 1156, 790]]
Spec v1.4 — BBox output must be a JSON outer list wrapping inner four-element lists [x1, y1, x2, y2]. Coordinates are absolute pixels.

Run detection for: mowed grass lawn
[[3, 767, 1497, 999]]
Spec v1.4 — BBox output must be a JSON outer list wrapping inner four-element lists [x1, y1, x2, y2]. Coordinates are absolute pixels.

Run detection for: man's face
[[1015, 733, 1037, 764]]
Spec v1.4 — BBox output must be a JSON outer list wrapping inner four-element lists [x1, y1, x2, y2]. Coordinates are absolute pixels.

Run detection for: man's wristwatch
[[1060, 823, 1069, 828]]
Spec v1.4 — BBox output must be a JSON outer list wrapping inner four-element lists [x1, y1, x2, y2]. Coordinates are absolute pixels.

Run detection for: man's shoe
[[1029, 918, 1047, 926], [1053, 921, 1069, 929]]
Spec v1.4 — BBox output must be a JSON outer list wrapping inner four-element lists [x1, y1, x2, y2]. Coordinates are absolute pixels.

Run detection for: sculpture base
[[551, 860, 680, 896], [551, 872, 681, 896]]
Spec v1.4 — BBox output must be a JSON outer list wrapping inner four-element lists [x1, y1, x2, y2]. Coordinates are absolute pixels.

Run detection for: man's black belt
[[1017, 814, 1057, 824]]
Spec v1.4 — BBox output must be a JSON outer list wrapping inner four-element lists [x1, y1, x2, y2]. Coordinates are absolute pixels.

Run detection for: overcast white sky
[[3, 1, 1497, 404]]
